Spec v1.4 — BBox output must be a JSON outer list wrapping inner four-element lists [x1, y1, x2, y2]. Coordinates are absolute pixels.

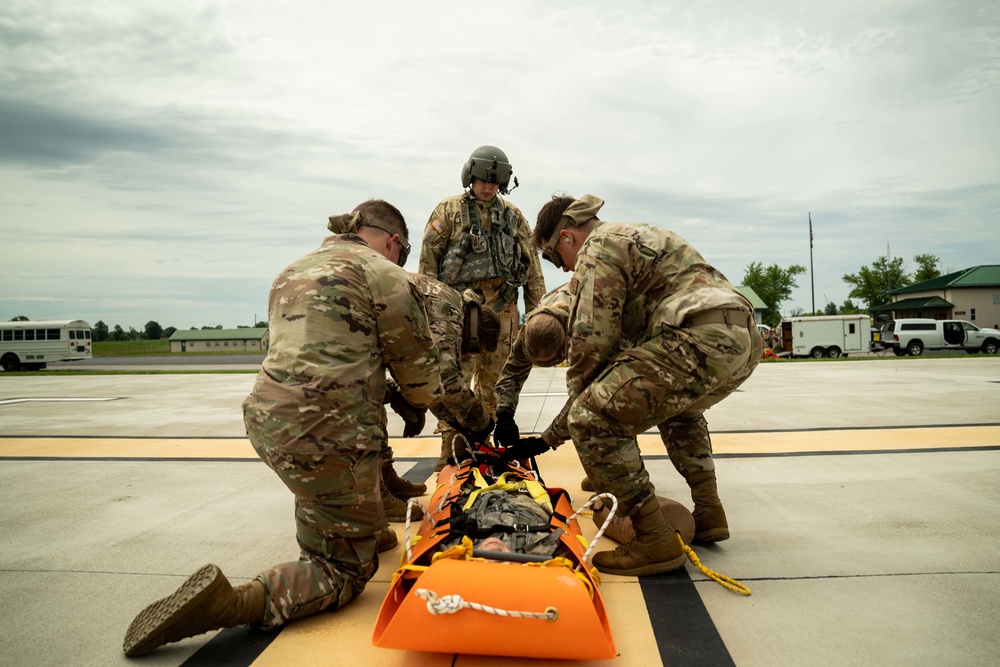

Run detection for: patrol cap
[[327, 208, 410, 266], [541, 194, 605, 268]]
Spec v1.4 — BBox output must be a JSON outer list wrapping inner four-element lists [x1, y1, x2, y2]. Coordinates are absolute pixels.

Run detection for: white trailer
[[779, 314, 871, 358]]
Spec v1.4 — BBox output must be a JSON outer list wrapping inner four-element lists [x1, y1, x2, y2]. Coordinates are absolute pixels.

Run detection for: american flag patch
[[432, 220, 445, 234]]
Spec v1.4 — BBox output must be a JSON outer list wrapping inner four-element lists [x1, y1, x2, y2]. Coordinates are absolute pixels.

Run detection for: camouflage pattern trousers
[[436, 295, 519, 457], [567, 321, 761, 516], [245, 416, 381, 630]]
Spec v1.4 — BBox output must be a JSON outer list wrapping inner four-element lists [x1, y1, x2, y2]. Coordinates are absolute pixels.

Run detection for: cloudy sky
[[2, 1, 997, 331]]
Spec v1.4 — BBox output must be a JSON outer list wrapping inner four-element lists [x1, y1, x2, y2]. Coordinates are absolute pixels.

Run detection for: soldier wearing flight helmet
[[419, 145, 545, 469]]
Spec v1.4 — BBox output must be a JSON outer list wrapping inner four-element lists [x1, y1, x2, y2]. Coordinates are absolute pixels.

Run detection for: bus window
[[1, 330, 10, 341], [70, 331, 76, 340], [48, 329, 60, 340], [85, 331, 91, 339], [14, 330, 23, 341], [25, 330, 35, 341]]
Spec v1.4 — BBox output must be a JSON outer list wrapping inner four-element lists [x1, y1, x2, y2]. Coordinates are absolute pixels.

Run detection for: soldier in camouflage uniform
[[122, 200, 441, 657], [531, 194, 763, 577], [381, 273, 501, 510], [493, 282, 575, 452], [419, 145, 546, 467]]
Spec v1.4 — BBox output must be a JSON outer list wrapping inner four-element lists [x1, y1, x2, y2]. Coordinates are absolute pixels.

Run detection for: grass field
[[93, 339, 172, 356]]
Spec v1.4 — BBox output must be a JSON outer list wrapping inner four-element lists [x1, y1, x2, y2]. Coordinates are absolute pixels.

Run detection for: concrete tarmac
[[1, 357, 999, 666]]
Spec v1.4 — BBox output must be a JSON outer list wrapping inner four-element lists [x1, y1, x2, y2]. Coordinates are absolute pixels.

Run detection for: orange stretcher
[[372, 453, 617, 660]]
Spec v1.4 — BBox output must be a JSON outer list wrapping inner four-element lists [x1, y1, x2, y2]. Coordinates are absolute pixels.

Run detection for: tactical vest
[[437, 196, 529, 310]]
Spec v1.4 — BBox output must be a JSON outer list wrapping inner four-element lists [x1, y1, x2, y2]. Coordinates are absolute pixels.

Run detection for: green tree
[[823, 302, 838, 315], [10, 315, 29, 321], [254, 320, 267, 328], [912, 254, 941, 283], [112, 324, 127, 341], [92, 320, 109, 341], [128, 327, 143, 341], [839, 299, 863, 315], [163, 326, 177, 339], [144, 320, 163, 340], [742, 262, 807, 327], [842, 256, 909, 311]]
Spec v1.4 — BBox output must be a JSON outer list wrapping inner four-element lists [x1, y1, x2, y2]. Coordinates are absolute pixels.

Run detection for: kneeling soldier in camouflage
[[383, 273, 501, 498], [122, 200, 440, 656], [531, 194, 762, 576]]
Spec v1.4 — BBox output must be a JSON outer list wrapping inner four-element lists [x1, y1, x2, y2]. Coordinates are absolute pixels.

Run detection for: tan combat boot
[[381, 460, 427, 498], [381, 481, 424, 523], [581, 476, 595, 492], [123, 564, 266, 657], [687, 470, 730, 543], [376, 526, 399, 552], [591, 496, 687, 576]]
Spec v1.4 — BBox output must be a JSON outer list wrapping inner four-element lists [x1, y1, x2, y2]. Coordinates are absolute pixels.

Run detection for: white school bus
[[0, 319, 93, 371]]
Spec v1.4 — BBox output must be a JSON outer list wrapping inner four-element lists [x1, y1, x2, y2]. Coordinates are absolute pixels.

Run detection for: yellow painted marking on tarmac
[[2, 426, 996, 460], [637, 426, 1000, 456], [0, 437, 257, 459]]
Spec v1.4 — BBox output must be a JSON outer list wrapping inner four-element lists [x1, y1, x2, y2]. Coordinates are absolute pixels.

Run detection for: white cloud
[[1, 0, 997, 327]]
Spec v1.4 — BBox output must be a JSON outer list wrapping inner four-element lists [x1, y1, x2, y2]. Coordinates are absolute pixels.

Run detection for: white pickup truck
[[889, 318, 1000, 356]]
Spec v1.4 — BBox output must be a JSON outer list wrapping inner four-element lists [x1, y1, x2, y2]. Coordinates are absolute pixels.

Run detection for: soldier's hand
[[459, 416, 495, 445], [387, 387, 427, 438], [509, 436, 551, 459], [401, 410, 426, 438], [493, 409, 520, 449]]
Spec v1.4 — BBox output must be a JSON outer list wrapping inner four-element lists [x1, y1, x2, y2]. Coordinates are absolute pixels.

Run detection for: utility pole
[[809, 212, 815, 315]]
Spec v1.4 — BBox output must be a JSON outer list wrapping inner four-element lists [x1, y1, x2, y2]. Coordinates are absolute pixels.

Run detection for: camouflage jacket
[[418, 194, 545, 315], [408, 273, 490, 430], [567, 222, 749, 399], [494, 282, 574, 446], [244, 234, 441, 452]]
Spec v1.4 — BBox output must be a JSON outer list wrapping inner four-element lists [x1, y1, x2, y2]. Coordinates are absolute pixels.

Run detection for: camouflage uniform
[[566, 222, 763, 516], [494, 282, 575, 447], [407, 273, 492, 432], [243, 232, 440, 629], [419, 193, 545, 414]]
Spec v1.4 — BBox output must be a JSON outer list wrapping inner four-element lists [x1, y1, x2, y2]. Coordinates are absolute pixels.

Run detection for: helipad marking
[[0, 397, 122, 406]]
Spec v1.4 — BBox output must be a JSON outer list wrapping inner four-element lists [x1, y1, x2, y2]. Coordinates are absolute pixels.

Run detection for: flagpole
[[809, 212, 815, 314]]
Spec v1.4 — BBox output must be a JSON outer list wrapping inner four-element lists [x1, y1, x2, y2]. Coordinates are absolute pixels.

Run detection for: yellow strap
[[461, 471, 554, 514], [431, 535, 478, 562], [677, 534, 752, 596]]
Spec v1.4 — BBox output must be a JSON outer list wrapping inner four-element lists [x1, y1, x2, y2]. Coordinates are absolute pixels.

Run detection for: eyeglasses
[[394, 235, 410, 267], [541, 217, 570, 269]]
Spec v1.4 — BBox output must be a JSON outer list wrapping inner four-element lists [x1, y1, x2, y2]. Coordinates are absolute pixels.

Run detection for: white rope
[[415, 588, 558, 622], [404, 498, 428, 562], [568, 492, 618, 570]]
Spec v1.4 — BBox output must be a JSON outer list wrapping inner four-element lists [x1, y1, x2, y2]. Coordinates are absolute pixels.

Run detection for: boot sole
[[123, 564, 224, 657], [693, 528, 730, 543], [594, 553, 687, 577]]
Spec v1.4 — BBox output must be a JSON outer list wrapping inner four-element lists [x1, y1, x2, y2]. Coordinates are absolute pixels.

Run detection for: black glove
[[385, 381, 427, 438], [509, 436, 551, 459], [493, 409, 520, 449], [458, 416, 495, 445]]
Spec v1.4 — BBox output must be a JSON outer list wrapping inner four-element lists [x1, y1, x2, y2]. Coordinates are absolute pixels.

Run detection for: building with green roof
[[169, 327, 268, 353], [872, 265, 1000, 328], [735, 285, 768, 327]]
